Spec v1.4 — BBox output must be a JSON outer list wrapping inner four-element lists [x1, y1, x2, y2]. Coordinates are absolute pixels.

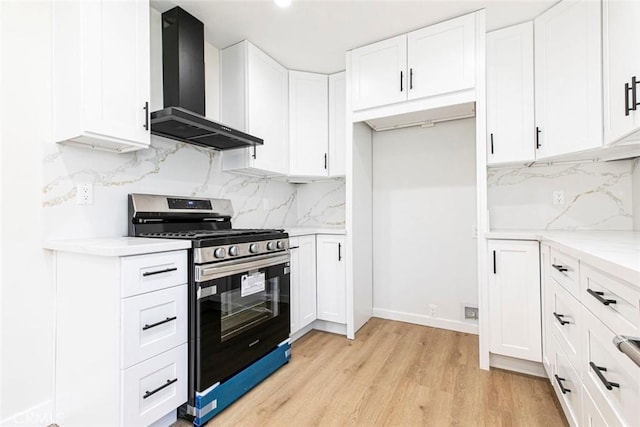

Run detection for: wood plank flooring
[[178, 318, 567, 426]]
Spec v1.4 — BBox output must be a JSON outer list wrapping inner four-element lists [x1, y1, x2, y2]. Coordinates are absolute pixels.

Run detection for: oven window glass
[[219, 275, 280, 342]]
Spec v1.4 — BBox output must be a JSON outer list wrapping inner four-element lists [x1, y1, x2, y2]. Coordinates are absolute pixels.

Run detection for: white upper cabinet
[[289, 71, 329, 177], [221, 41, 289, 176], [603, 0, 640, 145], [534, 0, 602, 159], [52, 0, 150, 153], [350, 13, 476, 112], [350, 35, 407, 111], [407, 13, 476, 100], [328, 72, 347, 177], [486, 22, 535, 165]]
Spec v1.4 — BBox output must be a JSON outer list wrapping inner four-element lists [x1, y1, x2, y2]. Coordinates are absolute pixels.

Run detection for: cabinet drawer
[[550, 280, 582, 372], [121, 344, 187, 427], [582, 385, 622, 427], [121, 251, 187, 297], [549, 248, 579, 299], [122, 285, 187, 368], [583, 307, 640, 426], [581, 263, 640, 338], [551, 335, 582, 426]]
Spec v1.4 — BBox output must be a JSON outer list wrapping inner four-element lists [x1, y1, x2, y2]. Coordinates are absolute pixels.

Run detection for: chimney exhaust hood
[[150, 7, 263, 151]]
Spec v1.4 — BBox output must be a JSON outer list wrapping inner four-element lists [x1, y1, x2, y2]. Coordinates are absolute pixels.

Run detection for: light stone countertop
[[486, 230, 640, 285], [43, 237, 192, 257], [286, 228, 346, 237]]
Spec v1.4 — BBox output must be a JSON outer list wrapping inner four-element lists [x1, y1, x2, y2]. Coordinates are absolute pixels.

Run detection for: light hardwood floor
[[180, 318, 567, 426]]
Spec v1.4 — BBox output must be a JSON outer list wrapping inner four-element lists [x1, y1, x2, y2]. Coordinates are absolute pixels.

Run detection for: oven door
[[193, 252, 290, 393]]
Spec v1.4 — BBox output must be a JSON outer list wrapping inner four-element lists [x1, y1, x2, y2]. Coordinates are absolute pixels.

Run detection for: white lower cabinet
[[54, 249, 188, 427], [488, 240, 541, 362], [289, 235, 317, 335], [316, 235, 346, 324], [551, 334, 582, 426]]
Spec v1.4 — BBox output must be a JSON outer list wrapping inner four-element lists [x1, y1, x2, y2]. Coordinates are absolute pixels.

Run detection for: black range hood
[[150, 7, 263, 151]]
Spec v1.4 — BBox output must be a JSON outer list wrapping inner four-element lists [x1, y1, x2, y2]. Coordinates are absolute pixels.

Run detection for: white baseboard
[[1, 400, 54, 427], [373, 308, 479, 335], [490, 353, 547, 378], [313, 320, 347, 336], [290, 323, 315, 343]]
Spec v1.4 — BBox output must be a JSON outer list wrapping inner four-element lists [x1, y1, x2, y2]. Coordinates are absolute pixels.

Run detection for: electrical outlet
[[77, 183, 93, 205], [464, 306, 479, 320], [553, 190, 565, 206], [428, 304, 438, 317]]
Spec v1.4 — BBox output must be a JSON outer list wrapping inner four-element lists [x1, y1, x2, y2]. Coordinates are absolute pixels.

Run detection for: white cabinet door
[[603, 0, 640, 144], [316, 235, 346, 324], [488, 240, 541, 362], [407, 13, 476, 100], [350, 35, 407, 111], [290, 235, 317, 335], [534, 0, 602, 159], [221, 41, 289, 175], [53, 0, 150, 152], [328, 72, 346, 177], [289, 71, 329, 177], [487, 22, 535, 165]]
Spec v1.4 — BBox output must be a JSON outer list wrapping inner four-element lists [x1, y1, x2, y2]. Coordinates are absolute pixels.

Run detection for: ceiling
[[151, 0, 557, 74]]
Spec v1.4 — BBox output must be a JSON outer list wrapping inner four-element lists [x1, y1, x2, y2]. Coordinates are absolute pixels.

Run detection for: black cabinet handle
[[252, 144, 257, 160], [553, 312, 570, 326], [552, 264, 568, 272], [143, 378, 178, 399], [589, 362, 619, 390], [324, 153, 328, 170], [554, 374, 571, 394], [490, 133, 494, 154], [587, 288, 617, 306], [142, 316, 177, 331], [142, 267, 178, 277], [535, 127, 541, 149], [289, 246, 300, 250], [409, 68, 413, 90], [492, 250, 496, 274], [400, 71, 403, 92], [338, 243, 342, 261], [143, 102, 149, 130]]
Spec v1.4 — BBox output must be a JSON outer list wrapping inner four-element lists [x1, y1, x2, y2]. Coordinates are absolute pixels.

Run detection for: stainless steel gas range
[[128, 193, 291, 424]]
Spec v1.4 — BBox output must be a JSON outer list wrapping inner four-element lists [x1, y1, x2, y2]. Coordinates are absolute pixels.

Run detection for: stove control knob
[[276, 241, 284, 250], [213, 248, 226, 259], [228, 246, 239, 257], [266, 241, 275, 251], [249, 243, 259, 254]]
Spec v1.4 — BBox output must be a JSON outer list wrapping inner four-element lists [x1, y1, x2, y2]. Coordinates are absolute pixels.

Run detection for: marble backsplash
[[488, 159, 634, 230], [42, 136, 345, 241]]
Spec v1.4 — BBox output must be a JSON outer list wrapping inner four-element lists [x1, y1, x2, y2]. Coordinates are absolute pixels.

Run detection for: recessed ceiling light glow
[[274, 0, 292, 8]]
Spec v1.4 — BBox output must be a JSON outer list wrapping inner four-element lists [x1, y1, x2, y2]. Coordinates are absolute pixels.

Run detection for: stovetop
[[138, 228, 283, 239]]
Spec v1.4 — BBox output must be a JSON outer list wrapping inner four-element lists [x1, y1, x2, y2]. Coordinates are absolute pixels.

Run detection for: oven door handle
[[195, 253, 290, 282]]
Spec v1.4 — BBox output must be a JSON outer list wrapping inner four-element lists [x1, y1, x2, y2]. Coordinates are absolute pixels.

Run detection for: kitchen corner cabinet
[[534, 0, 602, 159], [486, 22, 535, 165], [221, 41, 289, 176], [603, 0, 640, 145], [289, 71, 329, 177], [316, 235, 346, 324], [289, 235, 317, 335], [488, 240, 541, 362], [328, 72, 347, 176], [52, 0, 151, 153], [54, 249, 188, 427], [350, 13, 476, 111]]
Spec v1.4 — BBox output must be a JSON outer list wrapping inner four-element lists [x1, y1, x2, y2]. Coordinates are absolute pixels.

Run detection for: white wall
[[488, 160, 634, 230], [372, 118, 478, 333], [1, 2, 56, 425], [633, 157, 640, 231]]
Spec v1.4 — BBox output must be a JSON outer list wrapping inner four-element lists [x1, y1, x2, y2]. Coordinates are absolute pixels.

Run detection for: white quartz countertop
[[486, 230, 640, 285], [286, 228, 346, 237], [43, 237, 191, 257]]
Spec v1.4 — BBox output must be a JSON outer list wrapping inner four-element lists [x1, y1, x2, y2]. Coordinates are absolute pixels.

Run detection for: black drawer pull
[[553, 312, 570, 326], [142, 316, 177, 331], [552, 264, 568, 272], [143, 378, 178, 399], [590, 362, 619, 390], [142, 267, 178, 277], [554, 374, 571, 394], [587, 288, 617, 306], [289, 246, 300, 250]]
